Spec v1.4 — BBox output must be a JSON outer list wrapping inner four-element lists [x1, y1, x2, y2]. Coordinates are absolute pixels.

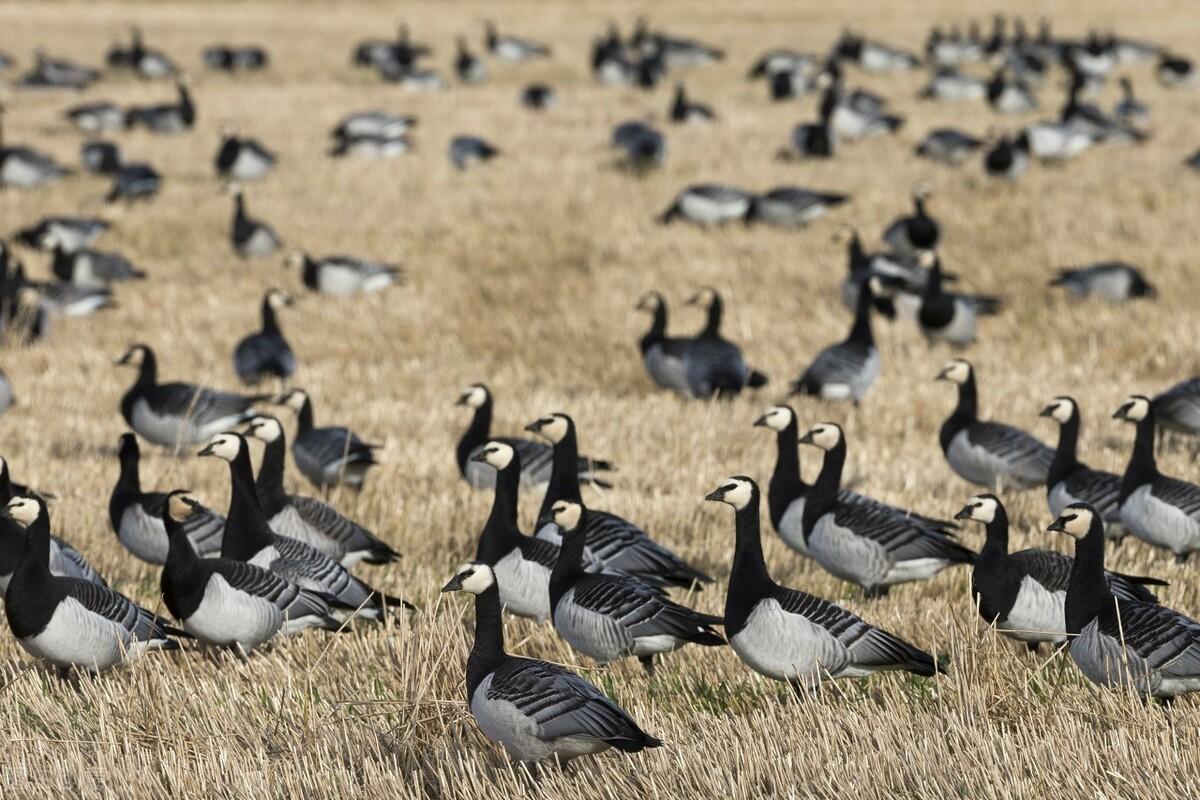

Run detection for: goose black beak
[[934, 367, 952, 381], [1038, 405, 1055, 418], [536, 511, 557, 526], [440, 576, 463, 593], [1112, 404, 1132, 420], [455, 394, 470, 407], [524, 420, 546, 434], [797, 430, 816, 445], [469, 450, 490, 464], [953, 506, 973, 521], [704, 488, 725, 502], [1046, 518, 1067, 534], [197, 443, 217, 457]]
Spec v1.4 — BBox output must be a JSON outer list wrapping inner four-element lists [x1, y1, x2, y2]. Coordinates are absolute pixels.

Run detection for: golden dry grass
[[2, 0, 1200, 797]]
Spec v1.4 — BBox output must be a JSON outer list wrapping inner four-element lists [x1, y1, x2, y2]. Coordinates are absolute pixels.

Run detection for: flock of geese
[[1, 11, 1199, 772]]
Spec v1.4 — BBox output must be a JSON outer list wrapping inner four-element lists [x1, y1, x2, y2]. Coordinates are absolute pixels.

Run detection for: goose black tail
[[746, 369, 769, 389]]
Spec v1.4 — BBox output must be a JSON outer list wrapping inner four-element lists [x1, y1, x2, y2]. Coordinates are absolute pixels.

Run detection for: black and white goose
[[658, 184, 752, 226], [203, 45, 268, 72], [484, 21, 551, 62], [986, 69, 1037, 113], [0, 106, 71, 188], [1156, 53, 1196, 88], [49, 237, 145, 289], [233, 288, 295, 387], [1, 466, 104, 591], [229, 183, 282, 258], [441, 561, 661, 765], [528, 413, 710, 589], [676, 287, 768, 398], [543, 499, 724, 674], [109, 433, 224, 565], [937, 359, 1053, 491], [800, 423, 975, 597], [788, 277, 883, 405], [106, 162, 162, 204], [1113, 395, 1200, 562], [823, 78, 903, 140], [2, 495, 182, 672], [670, 84, 714, 124], [959, 494, 1162, 651], [244, 415, 398, 568], [81, 140, 122, 175], [65, 102, 125, 133], [332, 111, 416, 140], [124, 80, 195, 133], [20, 51, 99, 89], [915, 128, 984, 165], [1152, 378, 1200, 437], [1051, 503, 1200, 700], [455, 383, 612, 491], [785, 100, 835, 159], [275, 388, 379, 492], [983, 132, 1031, 180], [117, 343, 266, 449], [612, 121, 665, 171], [1039, 397, 1123, 540], [34, 281, 114, 319], [746, 187, 848, 228], [916, 253, 1003, 347], [455, 37, 486, 83], [918, 67, 986, 101], [706, 476, 941, 693], [520, 84, 556, 110], [14, 217, 108, 253], [122, 27, 176, 78], [634, 291, 690, 395], [833, 31, 920, 73], [329, 130, 411, 158], [214, 128, 276, 181], [1049, 262, 1154, 302], [1114, 77, 1150, 125], [285, 251, 404, 296], [449, 135, 499, 170], [882, 188, 940, 257]]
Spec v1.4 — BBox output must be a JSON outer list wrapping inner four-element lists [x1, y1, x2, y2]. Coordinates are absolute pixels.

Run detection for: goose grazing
[[1022, 119, 1094, 162], [332, 111, 416, 140], [746, 187, 848, 228], [658, 184, 752, 226], [882, 188, 940, 257], [823, 79, 904, 139], [915, 128, 984, 165], [983, 133, 1030, 180], [0, 106, 72, 188], [1114, 77, 1149, 125], [986, 69, 1037, 113], [527, 413, 710, 589], [937, 359, 1053, 491], [106, 162, 162, 204], [14, 217, 108, 253], [958, 494, 1163, 652], [1040, 397, 1123, 540], [788, 277, 885, 405], [214, 128, 276, 181], [1152, 378, 1200, 437], [203, 45, 268, 72], [1051, 503, 1200, 700], [484, 21, 551, 62], [228, 183, 282, 258], [117, 343, 267, 449], [543, 499, 725, 674], [1113, 395, 1200, 562], [1156, 53, 1196, 88], [455, 383, 612, 491], [706, 476, 942, 693], [2, 495, 182, 672], [800, 423, 975, 597], [49, 237, 145, 288], [918, 67, 986, 101], [274, 388, 379, 492], [244, 416, 398, 568], [81, 140, 121, 174], [675, 287, 768, 398], [449, 135, 499, 170], [455, 37, 486, 84], [124, 79, 195, 133], [520, 84, 556, 110], [122, 27, 176, 78], [35, 281, 114, 318], [1, 464, 104, 590], [786, 100, 835, 159], [441, 561, 662, 765], [109, 434, 224, 565], [285, 251, 404, 297], [916, 253, 1003, 347], [670, 84, 714, 123], [233, 288, 295, 387], [65, 102, 125, 134], [329, 131, 412, 158], [612, 121, 665, 171], [833, 31, 920, 72], [160, 491, 340, 651], [1049, 262, 1154, 302], [20, 51, 99, 90]]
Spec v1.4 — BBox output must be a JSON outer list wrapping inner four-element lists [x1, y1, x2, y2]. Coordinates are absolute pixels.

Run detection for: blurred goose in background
[[65, 102, 125, 133], [658, 184, 752, 225], [332, 111, 416, 140], [49, 236, 144, 288], [81, 140, 121, 175], [914, 253, 1003, 347], [214, 128, 276, 181], [1049, 262, 1154, 302], [918, 67, 986, 101], [983, 133, 1030, 180], [285, 251, 403, 296], [485, 21, 551, 62], [15, 217, 108, 253], [789, 277, 885, 404], [124, 79, 195, 133], [275, 389, 380, 492], [835, 30, 920, 72], [329, 131, 412, 158], [232, 288, 295, 387], [634, 291, 690, 395], [1040, 397, 1124, 540], [612, 121, 665, 171], [785, 100, 835, 159], [229, 183, 281, 257], [915, 128, 984, 165], [591, 24, 634, 85], [1156, 53, 1196, 87], [672, 287, 768, 398], [823, 78, 904, 139], [203, 44, 268, 72], [1, 472, 104, 591], [1152, 379, 1200, 437], [112, 27, 176, 78], [747, 49, 817, 81], [1114, 77, 1149, 125], [670, 84, 714, 123], [19, 50, 100, 89], [0, 106, 72, 188], [747, 187, 848, 228], [986, 69, 1037, 113], [106, 161, 162, 204], [455, 37, 486, 83], [837, 228, 924, 314], [883, 188, 939, 257], [449, 135, 499, 170], [520, 83, 556, 110]]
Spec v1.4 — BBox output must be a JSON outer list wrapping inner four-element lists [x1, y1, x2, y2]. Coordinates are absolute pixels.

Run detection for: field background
[[2, 0, 1200, 797]]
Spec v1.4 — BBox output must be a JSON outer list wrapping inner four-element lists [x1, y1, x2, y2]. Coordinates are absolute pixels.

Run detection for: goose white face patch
[[716, 477, 753, 511], [806, 424, 841, 451], [760, 406, 792, 432], [550, 500, 582, 531], [534, 415, 568, 444], [266, 290, 291, 310], [6, 497, 38, 525], [965, 495, 998, 523], [281, 391, 307, 412], [481, 441, 515, 470], [248, 417, 283, 443], [456, 562, 496, 594], [1046, 398, 1074, 424], [461, 385, 488, 409], [939, 359, 971, 384], [1055, 505, 1095, 538], [1119, 396, 1150, 422], [167, 493, 197, 522], [205, 434, 241, 462]]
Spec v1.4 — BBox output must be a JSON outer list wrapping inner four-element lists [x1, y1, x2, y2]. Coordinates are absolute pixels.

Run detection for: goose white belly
[[182, 574, 282, 651], [1120, 484, 1200, 554], [730, 599, 847, 682], [318, 265, 372, 296], [926, 300, 977, 345], [1, 157, 54, 187], [1000, 576, 1066, 643], [240, 228, 279, 256], [493, 549, 552, 621], [994, 88, 1035, 113], [679, 192, 749, 225], [775, 498, 810, 556], [230, 150, 273, 181], [19, 597, 133, 671], [470, 674, 609, 764]]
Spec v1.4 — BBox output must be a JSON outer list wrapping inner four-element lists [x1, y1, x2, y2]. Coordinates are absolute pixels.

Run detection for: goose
[[328, 131, 412, 158], [527, 413, 710, 589], [788, 277, 884, 404], [674, 287, 768, 398], [591, 26, 634, 85], [455, 383, 612, 491], [918, 68, 986, 101], [520, 84, 556, 111], [916, 253, 1003, 347], [124, 80, 195, 133], [882, 188, 940, 257], [109, 433, 224, 565], [937, 359, 1053, 491], [1051, 503, 1200, 700], [14, 217, 108, 253], [81, 140, 122, 174], [657, 184, 752, 226], [926, 26, 982, 66], [233, 288, 295, 387], [200, 433, 409, 618], [0, 369, 11, 415], [449, 136, 499, 170], [0, 469, 104, 591], [983, 133, 1031, 180], [543, 499, 725, 674], [915, 128, 984, 165], [833, 32, 920, 73], [1157, 53, 1196, 88], [836, 229, 925, 314], [824, 80, 904, 139], [203, 45, 268, 72], [986, 69, 1037, 113], [785, 101, 835, 159], [441, 561, 661, 766], [485, 21, 551, 62], [214, 129, 276, 181], [332, 111, 416, 140], [49, 239, 145, 288], [1049, 262, 1154, 302], [65, 102, 125, 133], [634, 292, 691, 395], [958, 494, 1163, 651], [1061, 71, 1143, 145], [648, 33, 724, 69], [122, 27, 176, 78], [612, 121, 665, 170], [455, 37, 486, 84], [106, 162, 162, 204], [160, 491, 340, 651], [243, 415, 399, 568], [1040, 397, 1123, 540], [747, 49, 817, 80], [285, 251, 403, 297], [117, 343, 267, 449], [1114, 77, 1149, 125], [0, 106, 71, 188], [229, 184, 282, 258], [670, 84, 714, 124], [747, 187, 848, 228], [706, 476, 942, 693], [35, 281, 115, 318], [1022, 118, 1094, 162], [19, 51, 100, 90], [274, 388, 379, 492], [1152, 379, 1200, 437], [1113, 395, 1200, 562]]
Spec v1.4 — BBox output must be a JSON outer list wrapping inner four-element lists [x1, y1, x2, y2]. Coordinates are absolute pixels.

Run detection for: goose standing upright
[[229, 184, 282, 258], [455, 37, 486, 83], [275, 388, 380, 492], [1039, 397, 1123, 539], [916, 253, 1003, 347], [788, 277, 885, 404], [634, 292, 690, 394], [679, 287, 768, 398], [232, 288, 295, 387], [670, 84, 715, 123], [1, 464, 105, 590], [882, 188, 940, 257]]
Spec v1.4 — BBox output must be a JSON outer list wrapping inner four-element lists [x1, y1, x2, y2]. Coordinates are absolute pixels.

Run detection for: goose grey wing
[[838, 489, 955, 534], [214, 558, 333, 619], [682, 339, 749, 396], [299, 426, 377, 465], [967, 422, 1053, 479], [1151, 477, 1200, 517], [268, 535, 370, 606], [145, 382, 258, 422], [568, 575, 711, 639], [60, 578, 169, 639], [515, 535, 562, 570], [794, 341, 873, 390], [51, 536, 106, 586], [1008, 549, 1072, 592], [140, 493, 225, 555], [1061, 469, 1121, 514], [586, 510, 710, 586], [832, 504, 975, 563], [1100, 601, 1200, 675], [234, 332, 295, 377], [289, 495, 390, 557], [1154, 379, 1200, 433]]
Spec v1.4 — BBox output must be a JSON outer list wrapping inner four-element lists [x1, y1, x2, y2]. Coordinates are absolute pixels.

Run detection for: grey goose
[[612, 121, 665, 171], [124, 80, 195, 133], [81, 140, 122, 175], [329, 132, 412, 159], [48, 237, 145, 289], [19, 51, 99, 90], [915, 128, 984, 165], [788, 277, 884, 404], [1040, 397, 1124, 540], [275, 389, 380, 492], [286, 251, 404, 296], [634, 292, 689, 395], [203, 45, 269, 72], [918, 67, 986, 101], [449, 136, 499, 170], [233, 288, 295, 387], [785, 100, 834, 159], [747, 187, 848, 228], [65, 102, 125, 134], [915, 254, 1003, 347], [332, 111, 416, 140], [110, 27, 176, 79], [1, 465, 104, 591], [15, 217, 108, 253], [1152, 378, 1200, 436], [229, 183, 282, 258], [215, 129, 276, 181], [986, 69, 1037, 113], [822, 79, 903, 140], [658, 184, 752, 226], [485, 21, 552, 62], [983, 133, 1031, 180], [1049, 262, 1154, 302], [0, 106, 71, 188], [105, 162, 162, 204]]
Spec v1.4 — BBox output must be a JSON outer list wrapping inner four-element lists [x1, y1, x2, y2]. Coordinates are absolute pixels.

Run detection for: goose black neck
[[486, 456, 521, 531], [220, 448, 274, 559], [806, 438, 846, 519], [455, 398, 493, 476], [301, 255, 319, 290], [1119, 410, 1159, 501], [548, 516, 589, 608], [538, 427, 581, 518], [233, 193, 246, 223], [923, 257, 944, 299], [260, 296, 281, 335], [136, 349, 158, 386], [847, 279, 874, 346], [163, 511, 202, 583], [1048, 410, 1084, 489], [767, 418, 805, 529], [847, 232, 868, 275], [14, 508, 52, 581], [952, 372, 978, 423], [1064, 520, 1111, 634], [254, 434, 289, 517], [465, 584, 506, 697], [295, 396, 315, 432], [725, 493, 774, 635], [701, 294, 723, 337], [979, 507, 1011, 559], [0, 461, 12, 503], [6, 508, 55, 639], [639, 300, 667, 354]]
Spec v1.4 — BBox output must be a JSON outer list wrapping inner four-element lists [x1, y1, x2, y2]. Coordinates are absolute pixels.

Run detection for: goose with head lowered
[[47, 232, 145, 289], [449, 135, 499, 170], [1, 463, 104, 591], [1113, 395, 1200, 563], [707, 476, 942, 694], [285, 251, 404, 297], [117, 344, 267, 450], [800, 423, 975, 597], [15, 217, 108, 253], [788, 276, 887, 405], [124, 79, 195, 134], [746, 187, 848, 228], [658, 184, 752, 226], [1039, 397, 1123, 540], [957, 494, 1163, 652], [937, 359, 1052, 491], [81, 139, 121, 175], [275, 388, 380, 492], [1051, 503, 1200, 701], [455, 383, 612, 491], [527, 413, 710, 590], [243, 415, 398, 568], [882, 187, 940, 258], [232, 288, 295, 387], [2, 495, 184, 672], [214, 126, 276, 181], [983, 133, 1031, 181], [676, 287, 768, 399], [0, 105, 72, 188], [915, 128, 984, 166], [106, 161, 162, 205], [1049, 262, 1154, 303], [65, 101, 125, 134], [442, 561, 661, 766], [228, 183, 282, 258]]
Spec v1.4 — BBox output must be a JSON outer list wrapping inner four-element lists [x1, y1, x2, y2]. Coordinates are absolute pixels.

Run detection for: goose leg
[[1025, 641, 1042, 654], [638, 655, 656, 676], [862, 585, 890, 600]]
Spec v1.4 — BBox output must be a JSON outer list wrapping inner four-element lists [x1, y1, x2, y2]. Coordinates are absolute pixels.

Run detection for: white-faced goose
[[48, 236, 145, 288], [456, 37, 486, 83], [915, 128, 984, 165], [285, 251, 404, 296], [244, 415, 398, 568], [124, 80, 195, 133], [109, 433, 224, 565], [1049, 262, 1154, 302], [0, 106, 72, 188], [634, 292, 690, 394], [672, 287, 768, 398], [983, 133, 1030, 180], [1039, 397, 1123, 540], [658, 184, 752, 226], [747, 187, 848, 228], [485, 21, 552, 62], [2, 495, 182, 672], [233, 289, 295, 387], [275, 388, 379, 491], [229, 183, 282, 258], [1113, 395, 1200, 562], [0, 466, 104, 590], [958, 494, 1163, 652], [670, 84, 714, 123], [14, 217, 108, 253], [937, 359, 1052, 491], [456, 383, 612, 491], [117, 343, 267, 449], [441, 561, 661, 765], [1152, 378, 1200, 436], [65, 102, 126, 133], [707, 476, 941, 694], [214, 128, 276, 181], [449, 136, 499, 170], [789, 277, 884, 404], [917, 254, 1003, 347], [883, 188, 940, 257]]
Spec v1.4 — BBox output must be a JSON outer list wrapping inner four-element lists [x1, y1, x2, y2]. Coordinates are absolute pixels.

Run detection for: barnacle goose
[[1040, 397, 1124, 540], [675, 287, 768, 398], [915, 128, 984, 165], [0, 468, 104, 591], [612, 121, 665, 171], [800, 423, 975, 597], [34, 281, 114, 319], [229, 183, 282, 258], [918, 67, 986, 102], [958, 494, 1162, 651], [485, 21, 551, 62], [81, 140, 121, 175], [707, 476, 942, 693], [983, 133, 1030, 180], [2, 495, 182, 672], [634, 292, 690, 394], [203, 45, 268, 72], [449, 136, 499, 170], [747, 187, 848, 228], [233, 288, 295, 387], [106, 162, 162, 204], [1157, 53, 1196, 88], [124, 80, 195, 133], [1049, 262, 1154, 302], [455, 37, 486, 84], [1022, 119, 1094, 162], [926, 25, 982, 67], [543, 499, 724, 674], [332, 111, 416, 140], [329, 132, 412, 158], [788, 277, 884, 404], [214, 128, 276, 181], [244, 415, 398, 568], [658, 184, 752, 226], [0, 106, 71, 188], [1052, 503, 1200, 700], [784, 100, 834, 159], [49, 237, 145, 288], [285, 251, 404, 296], [1114, 395, 1200, 562], [528, 413, 710, 589], [19, 51, 99, 90], [670, 84, 714, 124], [836, 228, 924, 314], [520, 84, 556, 111], [824, 81, 904, 140], [275, 389, 379, 492], [916, 253, 1003, 347], [1152, 379, 1200, 437], [747, 49, 817, 81], [833, 31, 920, 73], [455, 383, 612, 491], [883, 188, 939, 257], [937, 359, 1053, 491], [14, 217, 108, 253], [65, 102, 125, 134], [591, 25, 634, 85], [116, 27, 176, 78], [986, 69, 1037, 113], [1114, 77, 1149, 125], [441, 561, 661, 765], [117, 343, 267, 449]]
